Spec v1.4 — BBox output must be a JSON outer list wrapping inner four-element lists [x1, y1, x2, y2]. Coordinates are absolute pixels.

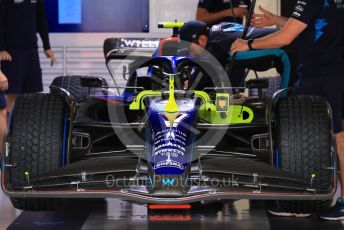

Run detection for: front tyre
[[8, 94, 67, 211], [275, 95, 334, 213]]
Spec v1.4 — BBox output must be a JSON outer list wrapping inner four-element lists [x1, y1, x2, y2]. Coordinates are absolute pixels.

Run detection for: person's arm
[[0, 70, 8, 92], [0, 0, 7, 51], [251, 5, 289, 28], [197, 8, 228, 24], [232, 18, 307, 52], [231, 0, 321, 52], [37, 0, 50, 50], [196, 8, 248, 25], [0, 0, 11, 61], [196, 0, 247, 25], [37, 0, 56, 66]]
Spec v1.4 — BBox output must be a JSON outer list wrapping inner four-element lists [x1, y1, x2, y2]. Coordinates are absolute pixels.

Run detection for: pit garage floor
[[1, 189, 344, 230]]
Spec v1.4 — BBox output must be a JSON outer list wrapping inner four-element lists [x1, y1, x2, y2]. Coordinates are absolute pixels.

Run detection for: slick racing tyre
[[275, 95, 334, 213], [8, 94, 67, 211]]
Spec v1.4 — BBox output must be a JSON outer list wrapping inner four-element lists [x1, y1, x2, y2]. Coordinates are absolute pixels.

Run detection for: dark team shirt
[[206, 26, 278, 66], [0, 0, 51, 51], [198, 0, 251, 26], [291, 0, 344, 76]]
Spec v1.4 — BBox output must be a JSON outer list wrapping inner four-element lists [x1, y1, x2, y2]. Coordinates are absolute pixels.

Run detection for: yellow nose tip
[[164, 75, 179, 114]]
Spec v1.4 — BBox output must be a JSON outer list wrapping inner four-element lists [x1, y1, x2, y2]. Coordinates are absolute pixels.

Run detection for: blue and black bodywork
[[1, 22, 337, 212]]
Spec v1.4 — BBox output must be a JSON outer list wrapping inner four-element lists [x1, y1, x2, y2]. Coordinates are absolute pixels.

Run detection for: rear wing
[[103, 38, 160, 61], [104, 21, 185, 60]]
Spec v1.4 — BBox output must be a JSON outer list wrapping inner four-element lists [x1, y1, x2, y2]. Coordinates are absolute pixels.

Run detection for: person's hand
[[251, 5, 276, 28], [0, 51, 12, 61], [233, 7, 248, 17], [44, 49, 56, 66], [0, 71, 8, 92], [231, 39, 249, 54]]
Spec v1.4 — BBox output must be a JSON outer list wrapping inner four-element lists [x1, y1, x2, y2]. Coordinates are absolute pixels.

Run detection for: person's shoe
[[320, 198, 344, 221], [268, 201, 311, 218]]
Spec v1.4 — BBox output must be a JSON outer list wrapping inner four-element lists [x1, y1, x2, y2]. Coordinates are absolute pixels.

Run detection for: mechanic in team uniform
[[231, 1, 344, 220], [196, 0, 251, 27], [0, 0, 56, 113], [179, 20, 278, 87]]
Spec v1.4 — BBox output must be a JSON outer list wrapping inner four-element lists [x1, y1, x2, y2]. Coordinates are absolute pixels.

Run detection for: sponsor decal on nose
[[162, 178, 176, 186]]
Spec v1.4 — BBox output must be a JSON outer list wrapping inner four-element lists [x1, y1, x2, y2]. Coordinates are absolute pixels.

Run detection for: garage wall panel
[[41, 0, 279, 92]]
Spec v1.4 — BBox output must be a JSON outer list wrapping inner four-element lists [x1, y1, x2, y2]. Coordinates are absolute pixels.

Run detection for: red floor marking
[[148, 204, 192, 210], [149, 215, 192, 221]]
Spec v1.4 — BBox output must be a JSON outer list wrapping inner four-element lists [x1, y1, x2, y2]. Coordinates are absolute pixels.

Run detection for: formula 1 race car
[[1, 20, 336, 213]]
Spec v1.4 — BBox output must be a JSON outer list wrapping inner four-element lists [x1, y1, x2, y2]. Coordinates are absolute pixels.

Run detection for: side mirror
[[103, 38, 120, 59]]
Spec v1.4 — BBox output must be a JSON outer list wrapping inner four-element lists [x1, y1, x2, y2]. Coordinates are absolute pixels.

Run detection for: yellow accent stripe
[[164, 75, 179, 113]]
